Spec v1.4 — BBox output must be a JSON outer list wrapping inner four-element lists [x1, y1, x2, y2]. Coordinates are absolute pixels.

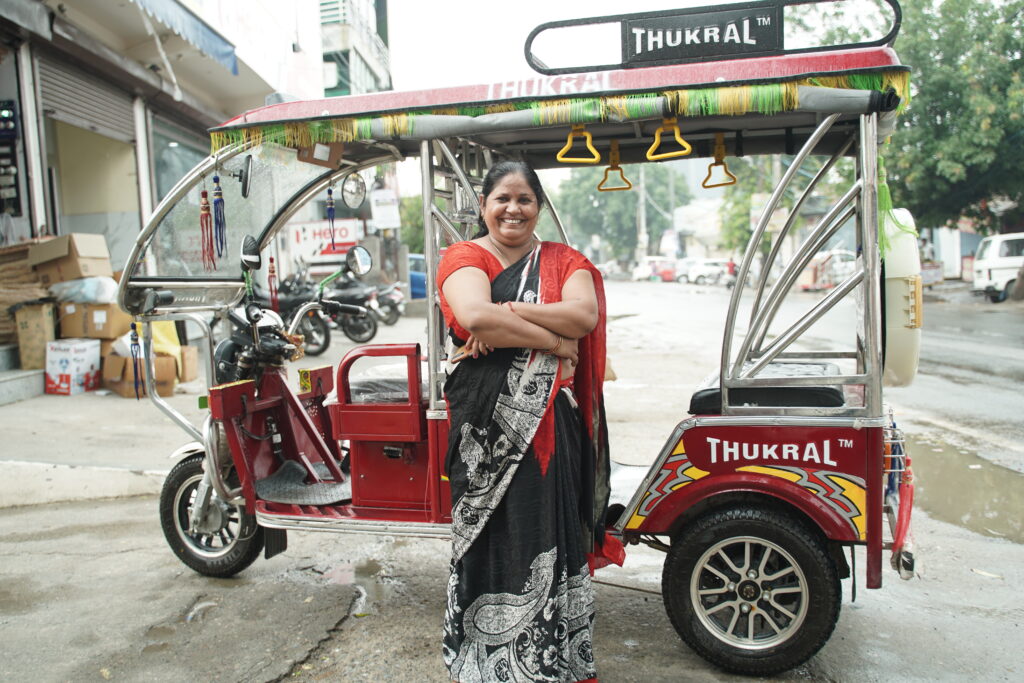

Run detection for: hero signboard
[[622, 4, 782, 66]]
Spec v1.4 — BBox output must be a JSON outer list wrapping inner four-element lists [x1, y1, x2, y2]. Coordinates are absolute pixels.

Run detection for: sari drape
[[437, 241, 618, 683]]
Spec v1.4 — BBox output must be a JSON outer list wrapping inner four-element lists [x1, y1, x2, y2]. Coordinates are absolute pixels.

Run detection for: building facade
[[0, 0, 323, 269]]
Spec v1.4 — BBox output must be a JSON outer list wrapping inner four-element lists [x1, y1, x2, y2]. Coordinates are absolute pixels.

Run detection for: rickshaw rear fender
[[636, 472, 860, 544]]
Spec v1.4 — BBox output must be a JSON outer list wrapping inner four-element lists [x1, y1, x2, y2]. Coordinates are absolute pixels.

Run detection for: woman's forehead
[[488, 173, 534, 196]]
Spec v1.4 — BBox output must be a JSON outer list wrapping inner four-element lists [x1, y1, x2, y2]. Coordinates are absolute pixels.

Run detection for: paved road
[[1, 281, 1022, 680]]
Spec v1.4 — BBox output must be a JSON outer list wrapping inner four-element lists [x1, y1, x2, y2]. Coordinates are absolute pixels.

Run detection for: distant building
[[321, 0, 391, 97]]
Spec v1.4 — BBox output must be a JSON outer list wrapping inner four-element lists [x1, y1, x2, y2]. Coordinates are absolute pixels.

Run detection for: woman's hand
[[549, 335, 579, 366], [452, 334, 493, 363]]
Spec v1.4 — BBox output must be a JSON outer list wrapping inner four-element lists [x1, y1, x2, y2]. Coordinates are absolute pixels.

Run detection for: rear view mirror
[[240, 234, 261, 272], [346, 245, 372, 276], [232, 154, 253, 198], [342, 173, 366, 208]]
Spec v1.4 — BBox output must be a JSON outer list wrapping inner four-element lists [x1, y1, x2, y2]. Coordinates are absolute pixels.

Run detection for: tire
[[677, 275, 690, 284], [695, 275, 707, 285], [380, 304, 401, 325], [159, 454, 264, 577], [341, 313, 378, 343], [297, 313, 331, 356], [989, 281, 1013, 303], [662, 507, 840, 676]]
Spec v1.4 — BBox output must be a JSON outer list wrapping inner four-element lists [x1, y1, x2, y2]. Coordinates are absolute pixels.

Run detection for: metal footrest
[[255, 460, 351, 506]]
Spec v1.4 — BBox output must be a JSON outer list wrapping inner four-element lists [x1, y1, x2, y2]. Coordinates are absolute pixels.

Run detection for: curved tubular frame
[[718, 112, 882, 419]]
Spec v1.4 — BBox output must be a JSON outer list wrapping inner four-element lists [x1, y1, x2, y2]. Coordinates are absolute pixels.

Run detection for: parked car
[[674, 257, 697, 283], [686, 258, 730, 285], [972, 233, 1024, 303], [408, 253, 426, 299]]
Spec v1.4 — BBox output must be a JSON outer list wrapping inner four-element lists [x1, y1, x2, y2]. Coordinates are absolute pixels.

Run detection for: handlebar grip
[[321, 298, 367, 316]]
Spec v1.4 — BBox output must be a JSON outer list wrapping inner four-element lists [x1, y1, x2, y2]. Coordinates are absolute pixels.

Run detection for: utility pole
[[635, 164, 648, 266]]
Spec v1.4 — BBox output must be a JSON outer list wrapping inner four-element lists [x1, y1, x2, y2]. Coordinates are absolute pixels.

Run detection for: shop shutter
[[36, 52, 135, 143]]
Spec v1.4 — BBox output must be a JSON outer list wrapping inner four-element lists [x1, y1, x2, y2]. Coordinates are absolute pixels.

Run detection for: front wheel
[[297, 313, 331, 356], [662, 507, 840, 676], [341, 313, 378, 343], [159, 455, 264, 577]]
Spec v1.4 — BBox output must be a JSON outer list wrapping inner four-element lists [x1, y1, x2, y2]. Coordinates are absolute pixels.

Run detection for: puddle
[[323, 558, 394, 615], [909, 436, 1024, 544]]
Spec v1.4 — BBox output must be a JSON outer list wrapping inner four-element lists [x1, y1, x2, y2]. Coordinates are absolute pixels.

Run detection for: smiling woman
[[436, 160, 622, 682]]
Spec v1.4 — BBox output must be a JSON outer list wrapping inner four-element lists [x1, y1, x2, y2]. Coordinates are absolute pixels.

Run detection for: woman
[[437, 161, 622, 682]]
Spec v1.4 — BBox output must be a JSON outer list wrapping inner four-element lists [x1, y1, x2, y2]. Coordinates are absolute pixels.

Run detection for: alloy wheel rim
[[173, 472, 244, 559], [690, 535, 809, 650]]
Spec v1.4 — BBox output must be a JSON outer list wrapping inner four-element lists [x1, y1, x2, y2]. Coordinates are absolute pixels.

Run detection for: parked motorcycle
[[250, 280, 332, 356], [322, 271, 380, 343], [376, 282, 405, 325]]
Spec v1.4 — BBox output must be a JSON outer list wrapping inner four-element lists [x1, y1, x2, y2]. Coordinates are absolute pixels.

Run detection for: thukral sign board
[[621, 4, 782, 66]]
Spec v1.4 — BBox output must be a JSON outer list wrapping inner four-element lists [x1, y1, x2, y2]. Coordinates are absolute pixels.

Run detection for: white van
[[972, 233, 1024, 302]]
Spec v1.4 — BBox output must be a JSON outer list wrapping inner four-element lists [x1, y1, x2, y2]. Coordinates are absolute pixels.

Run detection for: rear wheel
[[297, 313, 331, 356], [695, 275, 707, 285], [380, 303, 401, 325], [159, 454, 263, 577], [662, 507, 840, 676], [989, 281, 1013, 303], [341, 313, 378, 343]]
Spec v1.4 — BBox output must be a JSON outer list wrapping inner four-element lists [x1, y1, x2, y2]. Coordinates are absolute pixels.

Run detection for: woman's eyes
[[493, 195, 533, 204]]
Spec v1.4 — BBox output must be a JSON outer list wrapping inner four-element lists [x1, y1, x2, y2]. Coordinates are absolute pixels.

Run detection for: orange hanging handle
[[557, 124, 602, 164], [701, 133, 738, 188], [598, 140, 632, 192], [646, 117, 692, 161]]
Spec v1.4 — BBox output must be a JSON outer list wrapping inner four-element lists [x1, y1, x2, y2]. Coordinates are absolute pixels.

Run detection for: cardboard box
[[179, 345, 199, 383], [14, 302, 56, 370], [45, 338, 101, 395], [27, 234, 113, 286], [102, 353, 176, 398], [58, 302, 133, 339]]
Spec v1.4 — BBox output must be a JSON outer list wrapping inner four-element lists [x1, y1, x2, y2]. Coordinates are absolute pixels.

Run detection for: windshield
[[140, 143, 328, 279]]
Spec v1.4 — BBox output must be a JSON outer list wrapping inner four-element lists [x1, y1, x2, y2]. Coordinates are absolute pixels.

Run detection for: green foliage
[[399, 196, 425, 254], [551, 162, 692, 259], [793, 0, 1024, 232], [888, 0, 1024, 232]]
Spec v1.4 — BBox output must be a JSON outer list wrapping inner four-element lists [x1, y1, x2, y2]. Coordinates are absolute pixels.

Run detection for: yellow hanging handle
[[646, 117, 692, 161], [701, 133, 738, 188], [556, 124, 602, 164], [598, 140, 632, 192]]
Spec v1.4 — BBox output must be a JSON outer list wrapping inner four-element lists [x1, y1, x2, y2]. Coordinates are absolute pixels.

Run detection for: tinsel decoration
[[212, 174, 227, 259], [268, 256, 279, 313], [200, 189, 215, 271], [326, 186, 336, 248]]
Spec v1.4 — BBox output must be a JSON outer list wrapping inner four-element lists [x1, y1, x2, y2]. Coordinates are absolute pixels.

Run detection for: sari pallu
[[438, 241, 613, 682]]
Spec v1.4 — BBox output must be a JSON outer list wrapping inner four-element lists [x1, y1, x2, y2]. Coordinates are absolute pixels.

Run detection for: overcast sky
[[386, 0, 714, 92]]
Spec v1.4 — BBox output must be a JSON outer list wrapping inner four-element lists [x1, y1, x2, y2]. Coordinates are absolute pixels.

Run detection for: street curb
[[0, 461, 167, 508]]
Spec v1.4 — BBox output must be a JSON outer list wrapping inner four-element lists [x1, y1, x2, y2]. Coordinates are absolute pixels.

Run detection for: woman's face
[[480, 173, 540, 247]]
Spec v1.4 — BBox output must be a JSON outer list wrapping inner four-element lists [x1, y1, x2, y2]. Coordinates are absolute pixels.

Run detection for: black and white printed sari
[[441, 245, 598, 683]]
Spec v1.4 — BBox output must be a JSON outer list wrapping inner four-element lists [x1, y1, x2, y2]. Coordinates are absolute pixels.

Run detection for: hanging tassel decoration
[[268, 256, 279, 313], [326, 187, 336, 248], [129, 322, 142, 400], [212, 175, 227, 259], [200, 190, 215, 271]]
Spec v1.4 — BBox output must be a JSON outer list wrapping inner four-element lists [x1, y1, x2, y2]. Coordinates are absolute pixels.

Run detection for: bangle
[[548, 334, 562, 354]]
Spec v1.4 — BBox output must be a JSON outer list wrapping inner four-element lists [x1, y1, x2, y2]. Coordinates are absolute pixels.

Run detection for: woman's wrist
[[547, 333, 562, 355]]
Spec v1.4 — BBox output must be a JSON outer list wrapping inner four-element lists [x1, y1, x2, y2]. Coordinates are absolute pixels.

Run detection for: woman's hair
[[473, 161, 546, 238]]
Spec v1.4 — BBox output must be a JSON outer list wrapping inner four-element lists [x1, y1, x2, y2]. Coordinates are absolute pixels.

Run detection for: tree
[[552, 162, 692, 261], [795, 0, 1024, 233], [398, 195, 425, 254]]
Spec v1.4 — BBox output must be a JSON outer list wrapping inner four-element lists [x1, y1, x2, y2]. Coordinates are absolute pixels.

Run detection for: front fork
[[188, 414, 244, 532]]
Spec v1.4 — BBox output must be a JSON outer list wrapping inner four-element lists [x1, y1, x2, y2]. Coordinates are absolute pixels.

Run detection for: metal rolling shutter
[[36, 53, 134, 143]]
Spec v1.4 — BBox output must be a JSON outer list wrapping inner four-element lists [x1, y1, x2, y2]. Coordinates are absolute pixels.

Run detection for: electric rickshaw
[[118, 0, 920, 674]]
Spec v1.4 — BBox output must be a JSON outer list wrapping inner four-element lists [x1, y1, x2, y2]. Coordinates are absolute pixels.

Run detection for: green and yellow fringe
[[209, 70, 910, 153]]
